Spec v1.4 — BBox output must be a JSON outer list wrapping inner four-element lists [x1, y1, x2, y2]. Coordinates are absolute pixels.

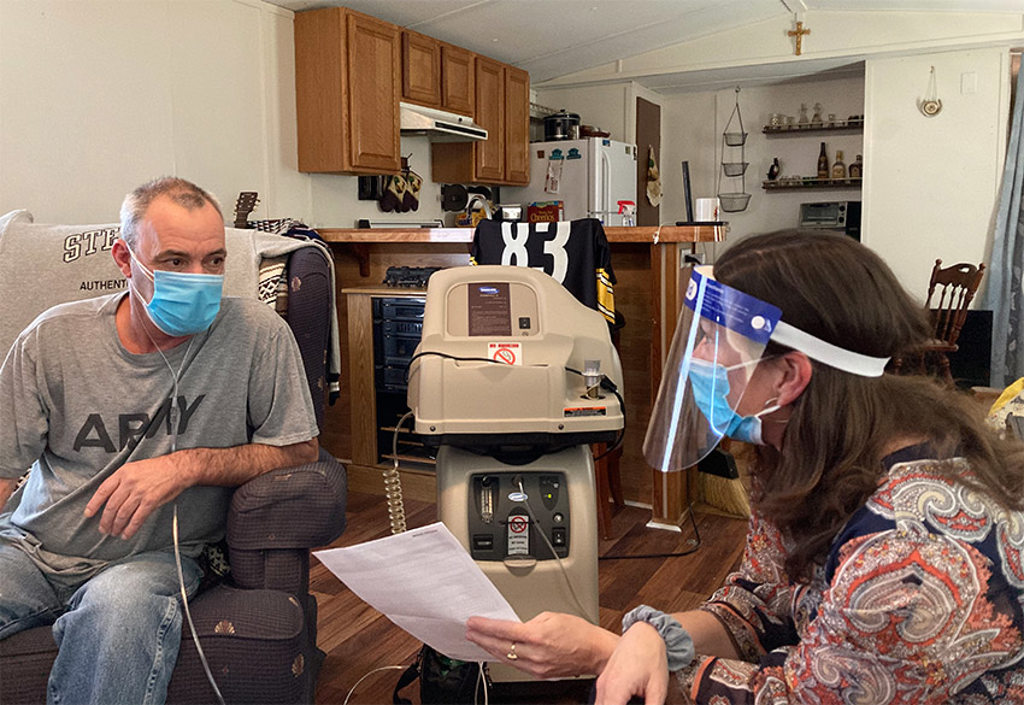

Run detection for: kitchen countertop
[[317, 224, 725, 244]]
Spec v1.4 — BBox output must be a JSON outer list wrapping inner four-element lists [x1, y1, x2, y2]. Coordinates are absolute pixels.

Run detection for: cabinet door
[[295, 8, 347, 173], [402, 31, 441, 107], [441, 44, 474, 116], [504, 66, 530, 185], [474, 56, 505, 183], [346, 12, 401, 172]]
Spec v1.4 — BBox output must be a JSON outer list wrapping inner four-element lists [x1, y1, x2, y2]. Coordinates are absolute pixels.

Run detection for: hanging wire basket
[[722, 161, 749, 177], [719, 192, 752, 212], [717, 87, 751, 213]]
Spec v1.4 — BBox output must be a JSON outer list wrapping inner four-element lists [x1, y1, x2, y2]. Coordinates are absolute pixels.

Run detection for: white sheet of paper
[[313, 522, 520, 662]]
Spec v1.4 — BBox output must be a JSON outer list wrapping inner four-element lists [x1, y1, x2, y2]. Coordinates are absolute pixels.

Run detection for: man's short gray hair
[[119, 177, 222, 249]]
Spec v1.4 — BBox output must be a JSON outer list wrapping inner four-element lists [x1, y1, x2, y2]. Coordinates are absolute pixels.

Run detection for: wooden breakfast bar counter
[[318, 223, 726, 531]]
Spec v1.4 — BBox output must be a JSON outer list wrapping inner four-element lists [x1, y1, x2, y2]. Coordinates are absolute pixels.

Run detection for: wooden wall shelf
[[762, 177, 862, 191], [763, 120, 863, 135]]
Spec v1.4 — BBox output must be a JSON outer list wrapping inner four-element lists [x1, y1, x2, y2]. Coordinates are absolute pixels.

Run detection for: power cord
[[514, 477, 591, 621], [598, 499, 702, 561], [343, 664, 406, 705], [384, 411, 413, 534]]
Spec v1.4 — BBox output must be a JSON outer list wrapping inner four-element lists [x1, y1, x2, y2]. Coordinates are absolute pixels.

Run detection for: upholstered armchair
[[0, 212, 347, 704]]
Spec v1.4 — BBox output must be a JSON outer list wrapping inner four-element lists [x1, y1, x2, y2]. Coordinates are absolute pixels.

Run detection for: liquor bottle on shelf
[[831, 150, 846, 179], [848, 154, 863, 178], [817, 142, 830, 179]]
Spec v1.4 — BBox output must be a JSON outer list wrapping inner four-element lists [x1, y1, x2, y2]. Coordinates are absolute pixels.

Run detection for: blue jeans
[[0, 540, 203, 705]]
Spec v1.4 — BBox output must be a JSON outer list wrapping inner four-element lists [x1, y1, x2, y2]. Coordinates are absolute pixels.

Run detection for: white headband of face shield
[[698, 266, 891, 378], [771, 320, 889, 377]]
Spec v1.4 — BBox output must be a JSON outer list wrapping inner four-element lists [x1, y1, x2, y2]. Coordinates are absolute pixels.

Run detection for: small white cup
[[695, 197, 720, 222]]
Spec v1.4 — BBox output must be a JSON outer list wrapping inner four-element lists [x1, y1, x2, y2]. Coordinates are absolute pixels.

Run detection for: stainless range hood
[[399, 102, 488, 142]]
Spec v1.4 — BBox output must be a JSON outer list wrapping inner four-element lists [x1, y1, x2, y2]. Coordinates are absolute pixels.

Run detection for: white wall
[[0, 0, 445, 229], [863, 47, 1010, 301]]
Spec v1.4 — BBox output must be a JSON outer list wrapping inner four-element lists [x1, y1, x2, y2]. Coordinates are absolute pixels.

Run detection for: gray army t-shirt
[[0, 292, 319, 579]]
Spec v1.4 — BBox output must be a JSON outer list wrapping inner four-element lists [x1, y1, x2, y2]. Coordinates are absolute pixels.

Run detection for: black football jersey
[[470, 218, 618, 326]]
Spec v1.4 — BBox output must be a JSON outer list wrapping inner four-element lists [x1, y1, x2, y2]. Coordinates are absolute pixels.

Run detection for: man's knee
[[54, 553, 197, 647], [0, 541, 61, 638]]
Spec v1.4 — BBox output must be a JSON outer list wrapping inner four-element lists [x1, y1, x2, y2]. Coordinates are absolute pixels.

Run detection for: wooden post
[[647, 241, 695, 529]]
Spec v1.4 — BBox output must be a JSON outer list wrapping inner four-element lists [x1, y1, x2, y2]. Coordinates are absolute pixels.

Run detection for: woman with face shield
[[465, 230, 1024, 704]]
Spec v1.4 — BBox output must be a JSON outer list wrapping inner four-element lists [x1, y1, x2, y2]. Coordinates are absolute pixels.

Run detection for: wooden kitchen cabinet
[[473, 56, 506, 182], [401, 30, 441, 107], [441, 44, 475, 116], [401, 32, 475, 117], [431, 57, 530, 186], [504, 65, 530, 184], [294, 7, 401, 174]]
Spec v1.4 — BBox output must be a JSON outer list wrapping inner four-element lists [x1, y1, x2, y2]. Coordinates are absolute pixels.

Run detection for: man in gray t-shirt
[[0, 177, 319, 705]]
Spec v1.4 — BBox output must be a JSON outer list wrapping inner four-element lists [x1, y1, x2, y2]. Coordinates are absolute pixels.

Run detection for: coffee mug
[[695, 197, 720, 222]]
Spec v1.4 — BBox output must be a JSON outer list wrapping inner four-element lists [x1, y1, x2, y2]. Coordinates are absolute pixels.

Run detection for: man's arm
[[84, 438, 319, 540]]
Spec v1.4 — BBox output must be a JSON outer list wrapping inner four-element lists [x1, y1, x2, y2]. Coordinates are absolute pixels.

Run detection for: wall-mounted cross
[[788, 20, 810, 56]]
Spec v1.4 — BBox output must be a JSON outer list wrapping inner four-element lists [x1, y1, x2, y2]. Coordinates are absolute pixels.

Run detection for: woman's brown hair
[[714, 230, 1024, 581]]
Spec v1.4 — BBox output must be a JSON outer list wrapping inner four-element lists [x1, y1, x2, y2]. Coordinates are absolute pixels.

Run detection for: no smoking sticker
[[488, 342, 522, 365], [507, 514, 530, 555]]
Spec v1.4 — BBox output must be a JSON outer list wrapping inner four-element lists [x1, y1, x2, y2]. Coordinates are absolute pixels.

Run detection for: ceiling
[[265, 0, 1024, 91]]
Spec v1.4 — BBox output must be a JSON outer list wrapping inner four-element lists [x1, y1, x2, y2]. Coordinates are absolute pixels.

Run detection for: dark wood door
[[636, 97, 661, 226]]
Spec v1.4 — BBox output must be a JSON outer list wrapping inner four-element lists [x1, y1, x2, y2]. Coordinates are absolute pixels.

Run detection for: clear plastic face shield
[[643, 267, 781, 471], [643, 266, 891, 472]]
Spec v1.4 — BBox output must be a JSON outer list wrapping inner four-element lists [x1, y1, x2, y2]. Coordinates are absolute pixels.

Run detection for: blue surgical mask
[[128, 247, 223, 336], [687, 358, 779, 445]]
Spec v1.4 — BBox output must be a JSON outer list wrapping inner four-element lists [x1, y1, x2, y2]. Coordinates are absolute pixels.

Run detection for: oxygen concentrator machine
[[407, 265, 624, 682]]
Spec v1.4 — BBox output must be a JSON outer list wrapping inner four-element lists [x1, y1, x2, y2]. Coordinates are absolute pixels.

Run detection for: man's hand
[[84, 455, 191, 539], [83, 439, 317, 540]]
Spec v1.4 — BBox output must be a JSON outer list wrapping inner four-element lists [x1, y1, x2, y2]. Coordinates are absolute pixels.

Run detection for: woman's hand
[[466, 611, 618, 679], [594, 622, 669, 705]]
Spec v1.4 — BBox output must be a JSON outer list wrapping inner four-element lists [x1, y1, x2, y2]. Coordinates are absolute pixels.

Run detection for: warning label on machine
[[488, 342, 522, 365], [563, 406, 607, 417], [507, 514, 530, 555]]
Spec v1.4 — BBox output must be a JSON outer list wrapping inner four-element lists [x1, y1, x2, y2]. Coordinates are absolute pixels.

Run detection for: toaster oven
[[799, 201, 861, 239]]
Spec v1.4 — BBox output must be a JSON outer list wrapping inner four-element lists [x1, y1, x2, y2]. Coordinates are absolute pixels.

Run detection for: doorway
[[636, 97, 661, 226]]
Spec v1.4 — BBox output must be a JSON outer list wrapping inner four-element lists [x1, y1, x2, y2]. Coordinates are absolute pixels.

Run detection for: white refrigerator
[[504, 138, 638, 226]]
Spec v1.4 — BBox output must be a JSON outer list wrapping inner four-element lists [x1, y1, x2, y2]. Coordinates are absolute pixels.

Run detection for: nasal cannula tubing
[[147, 323, 226, 705]]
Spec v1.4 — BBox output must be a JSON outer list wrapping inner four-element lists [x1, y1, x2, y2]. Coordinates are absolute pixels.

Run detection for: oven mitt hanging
[[646, 145, 662, 207], [379, 174, 407, 213], [402, 171, 423, 212]]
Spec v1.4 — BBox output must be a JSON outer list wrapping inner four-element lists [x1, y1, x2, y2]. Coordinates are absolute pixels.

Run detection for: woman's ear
[[775, 351, 813, 406]]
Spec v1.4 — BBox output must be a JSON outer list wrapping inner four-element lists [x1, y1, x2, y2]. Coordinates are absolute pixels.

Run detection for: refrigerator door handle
[[600, 150, 611, 224]]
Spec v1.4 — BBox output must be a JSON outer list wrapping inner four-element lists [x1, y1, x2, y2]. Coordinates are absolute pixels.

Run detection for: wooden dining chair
[[894, 258, 986, 384]]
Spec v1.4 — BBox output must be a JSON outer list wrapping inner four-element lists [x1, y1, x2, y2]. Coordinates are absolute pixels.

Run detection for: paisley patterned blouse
[[678, 445, 1024, 703]]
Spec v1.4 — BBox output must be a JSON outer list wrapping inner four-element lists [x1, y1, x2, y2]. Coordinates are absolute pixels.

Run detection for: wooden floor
[[311, 490, 748, 705]]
